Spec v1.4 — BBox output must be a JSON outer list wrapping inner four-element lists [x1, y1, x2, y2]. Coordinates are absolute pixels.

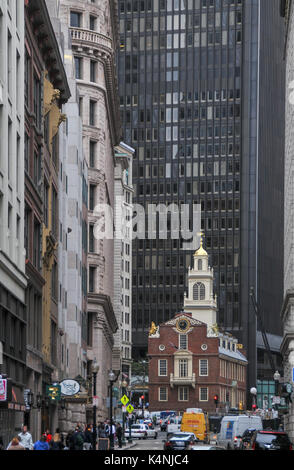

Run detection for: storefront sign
[[60, 379, 80, 397], [0, 379, 7, 401]]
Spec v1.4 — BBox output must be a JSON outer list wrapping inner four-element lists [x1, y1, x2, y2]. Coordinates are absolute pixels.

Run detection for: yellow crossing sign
[[120, 395, 129, 406], [126, 404, 134, 414]]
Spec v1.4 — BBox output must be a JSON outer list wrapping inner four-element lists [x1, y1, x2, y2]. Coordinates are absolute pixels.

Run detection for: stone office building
[[0, 0, 27, 446], [59, 0, 122, 421], [24, 0, 70, 437], [281, 0, 294, 442]]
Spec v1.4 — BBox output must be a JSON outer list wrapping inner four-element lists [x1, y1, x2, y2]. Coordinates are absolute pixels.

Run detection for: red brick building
[[148, 312, 247, 414]]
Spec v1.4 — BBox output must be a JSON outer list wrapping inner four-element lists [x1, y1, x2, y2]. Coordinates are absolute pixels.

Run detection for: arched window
[[193, 282, 205, 300], [198, 259, 202, 270]]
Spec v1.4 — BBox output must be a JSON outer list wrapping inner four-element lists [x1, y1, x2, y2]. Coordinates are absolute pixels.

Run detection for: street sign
[[126, 404, 134, 414], [0, 379, 7, 402], [60, 379, 80, 396], [46, 384, 61, 402], [122, 406, 127, 413], [120, 395, 129, 406], [272, 396, 281, 404], [93, 396, 99, 407]]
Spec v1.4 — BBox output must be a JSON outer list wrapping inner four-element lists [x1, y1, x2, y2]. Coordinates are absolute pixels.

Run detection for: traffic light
[[252, 404, 257, 411], [214, 394, 219, 406]]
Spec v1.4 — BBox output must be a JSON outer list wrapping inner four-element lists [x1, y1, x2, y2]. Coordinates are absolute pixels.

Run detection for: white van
[[167, 416, 182, 436], [218, 415, 263, 450]]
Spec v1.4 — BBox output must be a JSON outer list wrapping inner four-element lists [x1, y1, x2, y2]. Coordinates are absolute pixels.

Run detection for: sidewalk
[[114, 441, 137, 451]]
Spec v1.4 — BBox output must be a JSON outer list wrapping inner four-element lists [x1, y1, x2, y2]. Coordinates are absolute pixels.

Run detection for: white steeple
[[184, 233, 217, 329]]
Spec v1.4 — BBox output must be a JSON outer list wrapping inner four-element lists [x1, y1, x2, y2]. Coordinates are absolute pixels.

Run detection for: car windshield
[[257, 433, 289, 446]]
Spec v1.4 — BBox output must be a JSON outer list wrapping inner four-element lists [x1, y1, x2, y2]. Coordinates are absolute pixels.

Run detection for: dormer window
[[222, 340, 226, 348], [232, 343, 235, 352], [179, 334, 188, 350]]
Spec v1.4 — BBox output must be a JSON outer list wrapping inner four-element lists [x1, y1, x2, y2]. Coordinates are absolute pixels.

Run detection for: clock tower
[[184, 235, 217, 330]]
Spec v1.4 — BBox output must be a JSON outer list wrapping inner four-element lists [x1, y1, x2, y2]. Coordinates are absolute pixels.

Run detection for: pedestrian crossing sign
[[120, 395, 129, 406], [126, 404, 134, 413]]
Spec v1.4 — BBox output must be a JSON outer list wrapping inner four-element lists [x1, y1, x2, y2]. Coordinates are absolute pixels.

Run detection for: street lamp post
[[127, 385, 132, 444], [121, 379, 128, 446], [250, 387, 257, 412], [108, 370, 120, 450], [273, 371, 281, 429], [92, 358, 99, 451], [274, 370, 281, 396]]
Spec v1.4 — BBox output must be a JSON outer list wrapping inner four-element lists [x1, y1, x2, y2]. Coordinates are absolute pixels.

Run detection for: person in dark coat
[[83, 425, 93, 450], [73, 426, 84, 450], [116, 423, 123, 448], [66, 430, 75, 450]]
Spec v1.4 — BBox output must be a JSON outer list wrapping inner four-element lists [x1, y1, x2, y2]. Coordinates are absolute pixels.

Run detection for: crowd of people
[[0, 421, 125, 451]]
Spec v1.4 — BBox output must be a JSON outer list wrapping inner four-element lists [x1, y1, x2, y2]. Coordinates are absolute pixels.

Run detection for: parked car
[[250, 430, 293, 451], [218, 415, 263, 450], [239, 428, 257, 450], [145, 425, 158, 439], [163, 432, 198, 451], [125, 424, 148, 440], [124, 424, 157, 440]]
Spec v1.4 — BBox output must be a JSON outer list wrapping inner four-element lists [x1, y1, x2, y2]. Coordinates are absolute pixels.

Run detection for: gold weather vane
[[149, 322, 158, 336]]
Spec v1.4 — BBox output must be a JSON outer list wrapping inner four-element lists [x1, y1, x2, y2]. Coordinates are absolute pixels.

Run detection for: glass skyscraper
[[118, 0, 285, 391]]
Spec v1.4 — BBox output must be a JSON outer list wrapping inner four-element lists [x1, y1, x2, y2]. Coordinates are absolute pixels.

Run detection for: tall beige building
[[281, 0, 294, 441], [58, 0, 121, 421]]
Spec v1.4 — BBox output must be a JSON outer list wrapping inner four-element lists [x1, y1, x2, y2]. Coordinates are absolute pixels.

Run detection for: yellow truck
[[180, 411, 210, 443]]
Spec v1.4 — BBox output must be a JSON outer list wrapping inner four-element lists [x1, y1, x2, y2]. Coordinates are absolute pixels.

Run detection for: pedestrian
[[0, 436, 4, 450], [98, 422, 107, 438], [116, 422, 123, 448], [83, 424, 93, 450], [73, 426, 84, 450], [18, 425, 34, 450], [50, 428, 64, 450], [33, 434, 50, 450], [108, 421, 116, 449], [45, 429, 52, 443], [65, 430, 75, 450], [7, 437, 25, 451]]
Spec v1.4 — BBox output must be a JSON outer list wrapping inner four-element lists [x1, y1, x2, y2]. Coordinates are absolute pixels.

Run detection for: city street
[[126, 430, 166, 451]]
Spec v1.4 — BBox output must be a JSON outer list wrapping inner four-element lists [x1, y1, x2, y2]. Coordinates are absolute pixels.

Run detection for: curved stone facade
[[59, 0, 120, 422]]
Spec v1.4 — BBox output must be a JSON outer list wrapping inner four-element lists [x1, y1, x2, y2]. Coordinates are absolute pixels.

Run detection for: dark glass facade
[[118, 0, 285, 390]]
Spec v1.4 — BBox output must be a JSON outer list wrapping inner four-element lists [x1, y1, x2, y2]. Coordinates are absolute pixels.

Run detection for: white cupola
[[184, 233, 217, 329]]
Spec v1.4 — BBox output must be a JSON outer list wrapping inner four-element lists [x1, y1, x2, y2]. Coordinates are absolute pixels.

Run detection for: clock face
[[176, 318, 190, 333]]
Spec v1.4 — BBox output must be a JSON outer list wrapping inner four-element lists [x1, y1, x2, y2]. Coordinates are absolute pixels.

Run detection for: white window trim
[[178, 386, 189, 402], [199, 359, 208, 376], [179, 334, 188, 350], [159, 387, 168, 402], [199, 387, 208, 402], [158, 359, 167, 377]]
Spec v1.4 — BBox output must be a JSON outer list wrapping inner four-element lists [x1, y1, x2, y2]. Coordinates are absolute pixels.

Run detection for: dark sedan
[[163, 432, 198, 451], [250, 431, 293, 451]]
